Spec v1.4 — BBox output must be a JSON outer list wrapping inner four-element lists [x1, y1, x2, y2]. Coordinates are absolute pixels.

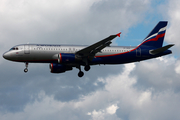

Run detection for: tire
[[78, 71, 84, 77], [24, 68, 28, 73], [84, 65, 90, 71]]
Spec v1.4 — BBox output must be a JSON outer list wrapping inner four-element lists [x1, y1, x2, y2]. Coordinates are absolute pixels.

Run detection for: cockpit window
[[9, 47, 18, 51], [10, 48, 15, 51]]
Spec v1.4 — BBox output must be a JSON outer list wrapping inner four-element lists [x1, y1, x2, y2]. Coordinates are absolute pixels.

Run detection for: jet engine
[[49, 63, 73, 73], [57, 53, 82, 63]]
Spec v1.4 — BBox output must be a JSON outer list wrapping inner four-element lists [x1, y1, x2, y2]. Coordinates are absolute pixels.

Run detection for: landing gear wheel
[[84, 65, 90, 71], [24, 68, 28, 73], [24, 62, 29, 73], [78, 71, 84, 77]]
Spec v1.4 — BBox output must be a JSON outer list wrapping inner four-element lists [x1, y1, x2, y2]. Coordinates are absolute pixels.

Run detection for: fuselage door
[[24, 45, 30, 54], [69, 47, 75, 53], [69, 47, 72, 53], [136, 47, 141, 57]]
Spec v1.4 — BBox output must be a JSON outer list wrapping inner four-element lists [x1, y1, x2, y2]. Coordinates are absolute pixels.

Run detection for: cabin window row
[[33, 48, 81, 51], [33, 48, 129, 52]]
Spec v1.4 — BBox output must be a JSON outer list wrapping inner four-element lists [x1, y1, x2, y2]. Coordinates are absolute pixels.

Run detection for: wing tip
[[116, 32, 121, 37]]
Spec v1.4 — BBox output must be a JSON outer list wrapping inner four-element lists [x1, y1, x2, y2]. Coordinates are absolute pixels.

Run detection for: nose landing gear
[[24, 62, 28, 73]]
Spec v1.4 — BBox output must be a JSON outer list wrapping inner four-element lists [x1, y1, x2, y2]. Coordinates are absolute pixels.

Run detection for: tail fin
[[140, 21, 168, 48]]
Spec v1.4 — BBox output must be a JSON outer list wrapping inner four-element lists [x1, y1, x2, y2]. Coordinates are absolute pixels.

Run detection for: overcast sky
[[0, 0, 180, 120]]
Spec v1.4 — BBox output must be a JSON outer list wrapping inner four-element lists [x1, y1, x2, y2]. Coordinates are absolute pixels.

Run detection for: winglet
[[116, 32, 121, 37]]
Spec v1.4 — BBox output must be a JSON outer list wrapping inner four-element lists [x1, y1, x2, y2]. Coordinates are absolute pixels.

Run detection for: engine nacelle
[[58, 53, 79, 63], [49, 63, 73, 73]]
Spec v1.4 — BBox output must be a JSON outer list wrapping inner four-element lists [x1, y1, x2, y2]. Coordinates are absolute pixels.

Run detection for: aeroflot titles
[[36, 44, 62, 47]]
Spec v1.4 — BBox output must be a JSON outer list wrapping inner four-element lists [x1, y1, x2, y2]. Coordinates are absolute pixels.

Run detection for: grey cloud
[[131, 56, 180, 92], [0, 58, 124, 112], [1, 61, 180, 120], [0, 0, 150, 47], [161, 0, 180, 53]]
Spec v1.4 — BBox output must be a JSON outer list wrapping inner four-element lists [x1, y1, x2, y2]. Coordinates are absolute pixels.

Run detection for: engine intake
[[49, 63, 73, 73]]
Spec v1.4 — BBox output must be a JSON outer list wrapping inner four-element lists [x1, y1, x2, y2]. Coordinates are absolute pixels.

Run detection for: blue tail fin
[[140, 21, 168, 48]]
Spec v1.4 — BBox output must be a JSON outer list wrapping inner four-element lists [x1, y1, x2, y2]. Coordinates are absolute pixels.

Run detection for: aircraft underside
[[19, 49, 172, 77]]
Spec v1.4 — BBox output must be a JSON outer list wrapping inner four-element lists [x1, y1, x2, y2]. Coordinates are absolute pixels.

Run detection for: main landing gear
[[76, 58, 91, 77], [24, 62, 28, 73], [84, 65, 90, 71], [77, 65, 91, 77], [77, 65, 84, 77], [78, 71, 84, 77]]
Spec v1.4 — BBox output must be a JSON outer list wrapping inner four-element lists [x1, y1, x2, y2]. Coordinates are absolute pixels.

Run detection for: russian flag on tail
[[140, 21, 167, 48]]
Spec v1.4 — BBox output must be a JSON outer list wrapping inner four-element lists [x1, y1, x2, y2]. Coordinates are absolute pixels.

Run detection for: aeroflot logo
[[37, 45, 61, 47], [143, 26, 167, 42]]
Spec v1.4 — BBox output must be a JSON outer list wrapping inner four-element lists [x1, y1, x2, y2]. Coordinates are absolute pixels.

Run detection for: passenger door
[[24, 45, 30, 54]]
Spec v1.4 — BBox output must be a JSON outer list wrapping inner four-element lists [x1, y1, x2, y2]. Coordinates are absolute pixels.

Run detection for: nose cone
[[3, 52, 11, 60], [3, 52, 7, 59]]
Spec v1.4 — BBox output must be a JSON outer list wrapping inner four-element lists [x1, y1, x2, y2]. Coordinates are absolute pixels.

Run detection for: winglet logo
[[116, 32, 121, 37]]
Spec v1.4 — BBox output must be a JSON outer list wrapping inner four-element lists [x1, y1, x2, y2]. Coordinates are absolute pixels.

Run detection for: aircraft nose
[[3, 52, 7, 59], [3, 52, 10, 60]]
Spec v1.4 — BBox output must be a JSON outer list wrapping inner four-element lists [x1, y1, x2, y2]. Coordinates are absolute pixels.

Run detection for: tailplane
[[140, 21, 168, 48], [149, 44, 174, 55]]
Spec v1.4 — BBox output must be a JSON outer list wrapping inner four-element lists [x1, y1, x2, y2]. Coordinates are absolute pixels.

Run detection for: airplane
[[3, 21, 174, 77]]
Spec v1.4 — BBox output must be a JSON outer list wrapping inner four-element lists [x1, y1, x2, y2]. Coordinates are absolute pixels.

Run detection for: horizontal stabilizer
[[149, 44, 174, 55]]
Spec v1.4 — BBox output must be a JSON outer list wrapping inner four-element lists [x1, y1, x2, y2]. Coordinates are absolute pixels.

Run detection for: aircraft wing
[[75, 33, 121, 60]]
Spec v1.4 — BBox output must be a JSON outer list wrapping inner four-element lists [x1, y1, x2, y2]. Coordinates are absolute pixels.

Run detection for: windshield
[[9, 47, 18, 51]]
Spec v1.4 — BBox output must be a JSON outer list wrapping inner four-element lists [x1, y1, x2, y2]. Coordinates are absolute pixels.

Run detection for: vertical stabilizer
[[140, 21, 168, 48]]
